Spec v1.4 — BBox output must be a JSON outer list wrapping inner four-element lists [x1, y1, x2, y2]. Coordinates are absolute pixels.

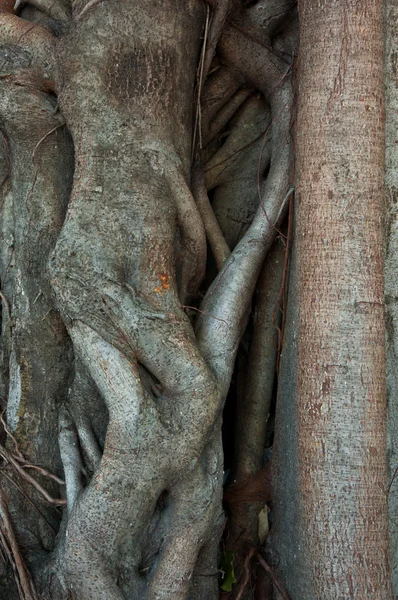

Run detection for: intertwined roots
[[0, 1, 296, 598]]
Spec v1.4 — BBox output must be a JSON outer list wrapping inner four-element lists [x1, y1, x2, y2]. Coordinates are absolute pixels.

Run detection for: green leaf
[[219, 550, 237, 592]]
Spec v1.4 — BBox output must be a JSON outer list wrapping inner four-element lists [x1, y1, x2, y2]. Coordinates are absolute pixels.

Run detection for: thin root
[[0, 444, 66, 506], [0, 487, 40, 600]]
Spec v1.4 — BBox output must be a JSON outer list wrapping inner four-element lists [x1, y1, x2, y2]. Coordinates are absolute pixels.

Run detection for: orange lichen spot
[[154, 273, 170, 293]]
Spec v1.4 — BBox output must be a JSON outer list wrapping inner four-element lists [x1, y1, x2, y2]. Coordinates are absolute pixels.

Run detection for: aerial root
[[192, 168, 231, 271], [0, 418, 65, 507], [194, 0, 237, 150], [233, 545, 291, 600], [74, 414, 102, 473], [59, 407, 84, 511], [0, 487, 40, 600]]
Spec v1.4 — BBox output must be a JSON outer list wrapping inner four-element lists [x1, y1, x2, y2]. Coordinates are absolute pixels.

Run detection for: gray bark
[[385, 0, 398, 596], [0, 1, 296, 598]]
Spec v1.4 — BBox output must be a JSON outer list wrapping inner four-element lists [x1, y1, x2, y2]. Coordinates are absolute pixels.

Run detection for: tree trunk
[[385, 0, 398, 596], [0, 1, 393, 599], [0, 1, 297, 598], [293, 1, 392, 597]]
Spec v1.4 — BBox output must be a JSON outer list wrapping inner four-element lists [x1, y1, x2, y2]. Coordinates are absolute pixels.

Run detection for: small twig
[[0, 291, 11, 324], [193, 3, 211, 155], [256, 552, 291, 600], [2, 412, 64, 486], [31, 124, 64, 164], [33, 291, 42, 305], [0, 526, 25, 599]]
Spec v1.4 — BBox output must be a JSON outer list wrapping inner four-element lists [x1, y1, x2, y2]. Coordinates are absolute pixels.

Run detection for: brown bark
[[0, 1, 14, 14], [296, 1, 392, 598], [385, 0, 398, 595]]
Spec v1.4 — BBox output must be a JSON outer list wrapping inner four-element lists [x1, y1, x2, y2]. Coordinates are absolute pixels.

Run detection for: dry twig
[[193, 3, 211, 154]]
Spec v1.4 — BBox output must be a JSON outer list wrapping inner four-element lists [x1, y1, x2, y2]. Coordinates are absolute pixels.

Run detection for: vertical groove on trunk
[[296, 1, 392, 597]]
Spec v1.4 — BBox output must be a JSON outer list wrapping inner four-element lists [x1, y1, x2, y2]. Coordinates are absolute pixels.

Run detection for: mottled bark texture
[[290, 1, 391, 598], [0, 1, 297, 599]]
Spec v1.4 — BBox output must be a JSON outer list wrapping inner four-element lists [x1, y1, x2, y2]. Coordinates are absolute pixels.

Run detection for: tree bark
[[0, 1, 297, 598], [295, 1, 392, 598], [0, 1, 392, 599], [385, 0, 398, 595]]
